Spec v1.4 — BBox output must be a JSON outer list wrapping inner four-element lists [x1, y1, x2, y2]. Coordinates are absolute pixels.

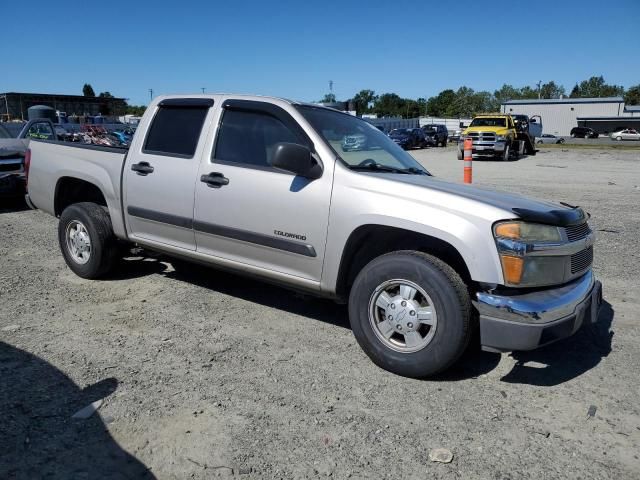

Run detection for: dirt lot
[[1, 146, 639, 479]]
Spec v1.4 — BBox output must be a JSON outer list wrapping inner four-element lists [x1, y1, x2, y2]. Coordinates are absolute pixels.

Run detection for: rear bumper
[[476, 271, 602, 352]]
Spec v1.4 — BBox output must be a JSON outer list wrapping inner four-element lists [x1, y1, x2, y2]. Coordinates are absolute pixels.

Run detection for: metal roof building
[[501, 97, 640, 136]]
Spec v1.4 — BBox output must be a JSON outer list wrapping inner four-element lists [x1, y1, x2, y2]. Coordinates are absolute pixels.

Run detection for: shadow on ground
[[0, 195, 28, 214], [501, 300, 614, 386], [109, 252, 350, 330], [0, 341, 155, 479], [109, 253, 614, 385]]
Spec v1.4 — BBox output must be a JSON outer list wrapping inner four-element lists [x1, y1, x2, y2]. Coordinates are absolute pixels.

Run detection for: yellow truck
[[457, 114, 542, 161]]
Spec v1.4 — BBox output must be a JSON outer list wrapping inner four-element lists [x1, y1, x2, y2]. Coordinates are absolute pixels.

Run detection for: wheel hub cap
[[369, 279, 438, 353], [65, 221, 91, 265]]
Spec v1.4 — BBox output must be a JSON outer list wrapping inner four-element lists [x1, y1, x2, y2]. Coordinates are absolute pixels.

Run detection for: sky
[[2, 0, 639, 106]]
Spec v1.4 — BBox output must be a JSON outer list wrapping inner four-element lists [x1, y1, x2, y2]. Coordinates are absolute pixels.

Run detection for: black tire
[[348, 251, 471, 378], [457, 149, 463, 160], [442, 138, 447, 147], [58, 202, 118, 279]]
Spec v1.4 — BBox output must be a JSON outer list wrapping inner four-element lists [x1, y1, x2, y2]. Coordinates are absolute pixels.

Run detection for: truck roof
[[151, 93, 340, 112]]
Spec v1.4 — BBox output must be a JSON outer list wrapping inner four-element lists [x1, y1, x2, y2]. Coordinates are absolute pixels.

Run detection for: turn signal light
[[495, 223, 521, 239], [500, 255, 524, 285]]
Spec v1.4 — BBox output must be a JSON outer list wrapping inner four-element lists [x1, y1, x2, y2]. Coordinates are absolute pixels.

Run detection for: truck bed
[[27, 139, 129, 237]]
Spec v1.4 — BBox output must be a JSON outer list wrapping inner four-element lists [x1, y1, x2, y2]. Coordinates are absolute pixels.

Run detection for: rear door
[[123, 98, 214, 250], [192, 99, 333, 281]]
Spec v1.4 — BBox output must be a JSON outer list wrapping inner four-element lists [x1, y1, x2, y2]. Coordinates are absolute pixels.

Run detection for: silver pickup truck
[[26, 94, 602, 378]]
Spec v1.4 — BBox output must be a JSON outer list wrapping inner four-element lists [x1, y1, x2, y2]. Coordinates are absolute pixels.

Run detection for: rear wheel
[[348, 251, 471, 378], [616, 136, 622, 141], [58, 202, 118, 279]]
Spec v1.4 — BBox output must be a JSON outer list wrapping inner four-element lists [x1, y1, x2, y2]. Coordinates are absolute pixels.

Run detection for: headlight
[[494, 221, 562, 243], [495, 135, 506, 141], [493, 221, 565, 286]]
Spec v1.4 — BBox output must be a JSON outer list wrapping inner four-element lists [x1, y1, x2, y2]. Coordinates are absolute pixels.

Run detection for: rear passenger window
[[143, 106, 209, 157], [213, 109, 300, 168]]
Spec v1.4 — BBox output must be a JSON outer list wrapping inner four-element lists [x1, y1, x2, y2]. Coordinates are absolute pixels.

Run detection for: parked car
[[570, 127, 598, 138], [0, 119, 57, 197], [610, 129, 640, 141], [389, 128, 424, 149], [342, 133, 368, 151], [422, 124, 448, 147], [449, 128, 463, 142], [26, 94, 602, 379], [536, 134, 565, 144]]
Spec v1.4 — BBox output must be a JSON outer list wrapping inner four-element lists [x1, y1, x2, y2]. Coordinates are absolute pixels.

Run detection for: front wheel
[[58, 202, 118, 279], [616, 136, 622, 141], [348, 251, 471, 378]]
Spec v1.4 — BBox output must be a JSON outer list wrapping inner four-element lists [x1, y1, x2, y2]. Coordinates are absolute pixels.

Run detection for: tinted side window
[[27, 122, 54, 140], [214, 109, 300, 168], [144, 106, 209, 157]]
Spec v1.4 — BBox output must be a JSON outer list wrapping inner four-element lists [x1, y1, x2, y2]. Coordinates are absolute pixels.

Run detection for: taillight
[[24, 148, 31, 187]]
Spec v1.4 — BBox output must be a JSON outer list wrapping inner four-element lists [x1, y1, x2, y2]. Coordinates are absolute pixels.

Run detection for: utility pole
[[149, 88, 153, 101], [201, 87, 206, 94], [536, 80, 542, 99], [329, 80, 333, 94]]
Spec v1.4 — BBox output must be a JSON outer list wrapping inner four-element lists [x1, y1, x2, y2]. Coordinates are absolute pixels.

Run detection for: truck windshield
[[0, 124, 13, 139], [297, 106, 430, 174], [469, 118, 507, 127]]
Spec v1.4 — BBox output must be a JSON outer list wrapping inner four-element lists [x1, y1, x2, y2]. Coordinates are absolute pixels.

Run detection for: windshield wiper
[[348, 163, 428, 175]]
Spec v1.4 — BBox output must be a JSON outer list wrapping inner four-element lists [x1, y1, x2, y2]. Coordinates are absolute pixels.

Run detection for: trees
[[318, 93, 336, 103], [570, 76, 624, 98], [98, 91, 114, 98], [625, 85, 640, 105], [539, 81, 566, 99], [351, 89, 377, 115], [82, 84, 95, 97]]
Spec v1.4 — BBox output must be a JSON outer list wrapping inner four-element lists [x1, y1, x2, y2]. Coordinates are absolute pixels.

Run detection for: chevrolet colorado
[[25, 94, 602, 378]]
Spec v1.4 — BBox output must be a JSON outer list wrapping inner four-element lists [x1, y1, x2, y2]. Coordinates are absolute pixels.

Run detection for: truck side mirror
[[270, 143, 323, 180]]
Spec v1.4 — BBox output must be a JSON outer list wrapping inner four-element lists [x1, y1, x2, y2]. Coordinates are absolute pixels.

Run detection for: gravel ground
[[1, 146, 639, 479]]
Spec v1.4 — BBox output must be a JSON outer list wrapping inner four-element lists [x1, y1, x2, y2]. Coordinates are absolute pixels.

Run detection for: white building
[[501, 97, 640, 136]]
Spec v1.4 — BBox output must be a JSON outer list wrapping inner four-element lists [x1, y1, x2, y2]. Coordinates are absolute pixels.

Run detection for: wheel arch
[[334, 224, 474, 299]]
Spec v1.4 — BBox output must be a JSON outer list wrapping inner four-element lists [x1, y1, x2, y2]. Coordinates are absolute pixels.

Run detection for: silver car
[[610, 129, 640, 141], [536, 134, 565, 144]]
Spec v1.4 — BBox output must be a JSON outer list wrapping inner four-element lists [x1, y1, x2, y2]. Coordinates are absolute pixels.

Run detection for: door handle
[[131, 162, 154, 175], [200, 172, 229, 188]]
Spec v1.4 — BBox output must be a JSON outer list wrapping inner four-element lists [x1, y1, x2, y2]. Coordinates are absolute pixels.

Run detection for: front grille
[[571, 246, 593, 274], [468, 131, 496, 141], [565, 222, 591, 242]]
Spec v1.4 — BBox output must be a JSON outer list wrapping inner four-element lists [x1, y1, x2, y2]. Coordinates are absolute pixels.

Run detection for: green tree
[[624, 84, 640, 105], [125, 105, 147, 116], [82, 83, 95, 97], [372, 93, 405, 117], [351, 89, 377, 115], [426, 89, 456, 116], [539, 81, 566, 99], [570, 76, 624, 98], [318, 93, 336, 103], [98, 91, 114, 98], [493, 84, 522, 104]]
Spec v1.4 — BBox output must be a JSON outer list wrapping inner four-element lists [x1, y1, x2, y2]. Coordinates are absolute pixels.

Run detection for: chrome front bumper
[[476, 271, 602, 352], [458, 140, 507, 153]]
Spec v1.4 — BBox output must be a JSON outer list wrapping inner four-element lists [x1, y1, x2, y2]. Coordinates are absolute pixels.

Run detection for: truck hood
[[463, 127, 510, 136], [367, 173, 586, 227]]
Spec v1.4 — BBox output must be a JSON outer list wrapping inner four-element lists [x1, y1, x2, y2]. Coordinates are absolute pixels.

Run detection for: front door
[[124, 99, 214, 250], [193, 100, 332, 281]]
